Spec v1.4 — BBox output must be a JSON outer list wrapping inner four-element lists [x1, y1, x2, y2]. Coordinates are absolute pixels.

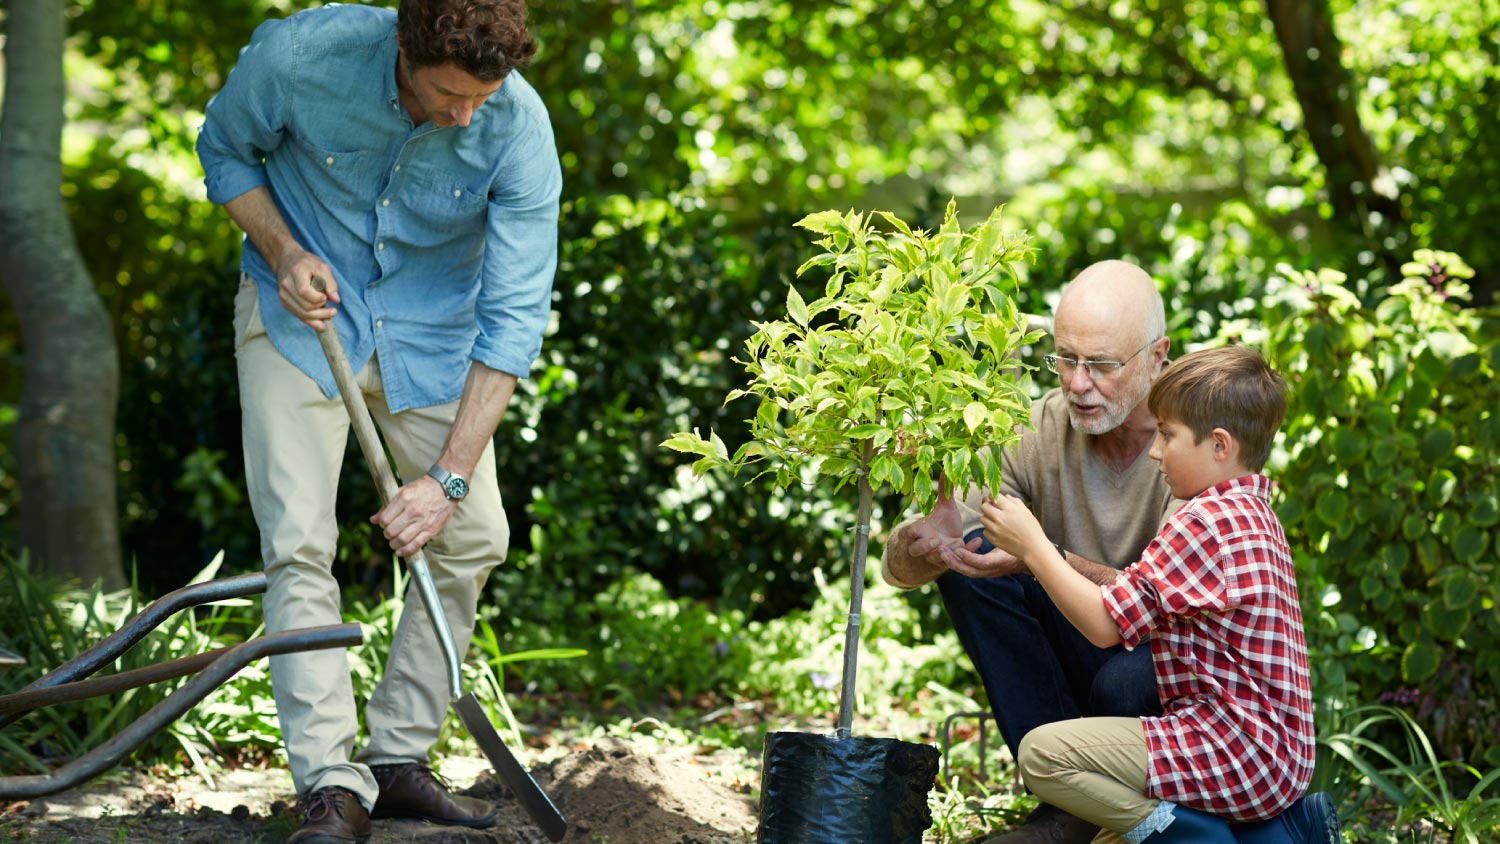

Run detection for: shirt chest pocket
[[295, 139, 379, 209], [401, 171, 488, 247]]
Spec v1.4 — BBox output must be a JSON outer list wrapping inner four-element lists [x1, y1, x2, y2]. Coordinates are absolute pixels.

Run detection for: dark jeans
[[939, 531, 1161, 757]]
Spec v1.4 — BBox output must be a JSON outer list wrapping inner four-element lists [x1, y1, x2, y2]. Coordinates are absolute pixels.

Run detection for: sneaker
[[1232, 792, 1342, 844]]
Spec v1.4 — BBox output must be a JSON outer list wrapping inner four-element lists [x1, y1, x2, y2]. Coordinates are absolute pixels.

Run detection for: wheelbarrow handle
[[310, 279, 464, 701]]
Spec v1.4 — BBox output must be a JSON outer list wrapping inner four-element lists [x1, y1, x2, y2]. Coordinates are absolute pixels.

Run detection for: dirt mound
[[0, 739, 759, 844], [480, 737, 757, 844]]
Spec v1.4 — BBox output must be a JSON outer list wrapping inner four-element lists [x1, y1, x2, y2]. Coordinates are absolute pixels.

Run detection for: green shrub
[[1246, 250, 1500, 767]]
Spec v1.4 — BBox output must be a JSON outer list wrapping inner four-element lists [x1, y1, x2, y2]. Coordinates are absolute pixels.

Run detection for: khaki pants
[[234, 278, 508, 809], [1018, 717, 1157, 844]]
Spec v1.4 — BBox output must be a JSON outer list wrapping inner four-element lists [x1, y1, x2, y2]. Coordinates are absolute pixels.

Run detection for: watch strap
[[426, 464, 467, 499]]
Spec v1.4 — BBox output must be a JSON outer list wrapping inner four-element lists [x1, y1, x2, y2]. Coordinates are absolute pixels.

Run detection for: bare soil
[[0, 738, 758, 844]]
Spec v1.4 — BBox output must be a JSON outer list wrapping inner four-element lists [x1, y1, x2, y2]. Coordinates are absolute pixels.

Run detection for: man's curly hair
[[397, 0, 536, 82]]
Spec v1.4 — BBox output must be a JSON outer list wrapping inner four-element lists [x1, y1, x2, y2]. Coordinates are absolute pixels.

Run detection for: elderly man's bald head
[[1050, 260, 1169, 436], [1056, 260, 1165, 346]]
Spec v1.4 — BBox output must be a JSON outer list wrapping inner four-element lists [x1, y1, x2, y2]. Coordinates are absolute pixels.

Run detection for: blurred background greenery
[[3, 1, 1499, 840]]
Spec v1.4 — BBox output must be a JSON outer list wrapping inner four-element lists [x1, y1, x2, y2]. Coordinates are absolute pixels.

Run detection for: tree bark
[[1265, 0, 1407, 241], [0, 0, 125, 590]]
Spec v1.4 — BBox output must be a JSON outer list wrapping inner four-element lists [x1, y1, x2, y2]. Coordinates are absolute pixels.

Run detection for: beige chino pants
[[234, 277, 508, 809], [1018, 716, 1157, 844]]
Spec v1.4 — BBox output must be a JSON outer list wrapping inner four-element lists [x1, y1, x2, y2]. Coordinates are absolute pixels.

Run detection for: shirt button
[[325, 156, 334, 165], [453, 189, 461, 197], [382, 199, 390, 207], [394, 165, 402, 172], [378, 242, 385, 251], [376, 320, 384, 329]]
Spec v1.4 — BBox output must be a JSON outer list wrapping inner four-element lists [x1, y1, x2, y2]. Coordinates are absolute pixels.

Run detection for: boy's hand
[[980, 495, 1050, 563]]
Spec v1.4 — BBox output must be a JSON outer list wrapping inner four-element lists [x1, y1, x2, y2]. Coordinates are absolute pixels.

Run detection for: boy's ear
[[1210, 427, 1239, 462]]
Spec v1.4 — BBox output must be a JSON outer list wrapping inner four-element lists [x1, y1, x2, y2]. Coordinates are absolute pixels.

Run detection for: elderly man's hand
[[903, 486, 970, 562], [941, 543, 1027, 578]]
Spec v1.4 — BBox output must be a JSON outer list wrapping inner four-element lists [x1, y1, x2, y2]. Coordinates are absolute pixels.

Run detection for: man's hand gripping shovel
[[311, 279, 567, 842]]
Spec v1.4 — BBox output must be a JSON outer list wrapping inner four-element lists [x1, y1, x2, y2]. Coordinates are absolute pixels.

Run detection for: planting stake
[[835, 468, 875, 739]]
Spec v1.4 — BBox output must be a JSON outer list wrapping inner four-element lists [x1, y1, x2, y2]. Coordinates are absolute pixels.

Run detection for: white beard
[[1066, 370, 1152, 435]]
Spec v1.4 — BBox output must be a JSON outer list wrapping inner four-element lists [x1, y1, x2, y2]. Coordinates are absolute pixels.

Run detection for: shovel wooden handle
[[310, 277, 464, 700]]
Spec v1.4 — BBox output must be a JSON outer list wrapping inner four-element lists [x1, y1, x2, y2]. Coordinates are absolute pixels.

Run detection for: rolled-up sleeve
[[197, 18, 295, 206], [471, 118, 563, 378], [1104, 512, 1225, 648]]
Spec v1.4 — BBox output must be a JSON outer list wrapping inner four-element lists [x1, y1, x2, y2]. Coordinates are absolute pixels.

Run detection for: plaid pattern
[[1102, 474, 1314, 822]]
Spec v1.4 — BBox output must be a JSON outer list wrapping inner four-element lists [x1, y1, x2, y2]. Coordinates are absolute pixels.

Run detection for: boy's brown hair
[[1147, 345, 1287, 471]]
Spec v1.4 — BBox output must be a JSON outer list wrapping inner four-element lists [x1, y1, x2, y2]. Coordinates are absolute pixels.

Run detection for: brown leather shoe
[[982, 805, 1100, 844], [287, 787, 371, 844], [370, 762, 497, 829]]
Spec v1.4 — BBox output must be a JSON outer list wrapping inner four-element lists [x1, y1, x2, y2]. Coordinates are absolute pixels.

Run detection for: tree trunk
[[1265, 0, 1407, 243], [0, 0, 125, 590], [834, 468, 874, 740]]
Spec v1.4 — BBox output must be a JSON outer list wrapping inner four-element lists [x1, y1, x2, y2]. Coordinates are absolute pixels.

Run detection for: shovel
[[311, 279, 566, 842]]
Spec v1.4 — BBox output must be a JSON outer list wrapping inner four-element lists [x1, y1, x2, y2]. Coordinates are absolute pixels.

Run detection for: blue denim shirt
[[197, 4, 562, 412]]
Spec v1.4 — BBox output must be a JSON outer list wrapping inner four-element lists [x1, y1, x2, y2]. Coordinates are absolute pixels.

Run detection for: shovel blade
[[454, 692, 567, 842]]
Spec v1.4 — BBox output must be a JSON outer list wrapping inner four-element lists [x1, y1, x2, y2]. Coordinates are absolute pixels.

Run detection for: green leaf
[[1470, 494, 1499, 528], [1419, 427, 1455, 463], [1424, 602, 1470, 640], [755, 397, 779, 429], [847, 424, 885, 440], [1383, 544, 1409, 578], [1315, 491, 1349, 527], [1402, 514, 1428, 541], [963, 401, 986, 434], [1414, 347, 1446, 385], [1449, 353, 1483, 379], [732, 440, 770, 462], [787, 285, 810, 328], [1443, 569, 1480, 610], [660, 430, 719, 459], [1402, 641, 1442, 683], [1452, 525, 1488, 564], [1331, 428, 1363, 462], [796, 209, 843, 235], [708, 430, 730, 462]]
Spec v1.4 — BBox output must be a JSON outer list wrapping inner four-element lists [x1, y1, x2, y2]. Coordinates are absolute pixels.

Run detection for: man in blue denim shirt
[[197, 2, 560, 841]]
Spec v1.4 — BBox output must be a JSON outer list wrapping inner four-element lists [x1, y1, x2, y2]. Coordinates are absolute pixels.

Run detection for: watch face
[[445, 476, 469, 500]]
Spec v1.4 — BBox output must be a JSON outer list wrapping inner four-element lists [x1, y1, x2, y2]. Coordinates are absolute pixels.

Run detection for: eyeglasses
[[1043, 339, 1157, 381]]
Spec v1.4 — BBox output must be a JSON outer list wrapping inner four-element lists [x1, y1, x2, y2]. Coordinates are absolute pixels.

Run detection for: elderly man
[[883, 260, 1179, 844]]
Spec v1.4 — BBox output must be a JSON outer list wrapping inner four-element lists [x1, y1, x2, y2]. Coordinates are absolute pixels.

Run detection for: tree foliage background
[[2, 0, 1498, 762]]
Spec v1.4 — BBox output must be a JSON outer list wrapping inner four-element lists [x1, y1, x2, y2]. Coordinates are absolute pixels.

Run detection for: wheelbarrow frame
[[0, 572, 362, 800]]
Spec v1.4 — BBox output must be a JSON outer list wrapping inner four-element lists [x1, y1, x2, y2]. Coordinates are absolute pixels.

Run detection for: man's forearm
[[1066, 552, 1121, 586], [223, 186, 300, 270], [436, 362, 518, 478]]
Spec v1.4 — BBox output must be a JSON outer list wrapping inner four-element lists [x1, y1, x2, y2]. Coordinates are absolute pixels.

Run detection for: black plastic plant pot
[[757, 730, 941, 844]]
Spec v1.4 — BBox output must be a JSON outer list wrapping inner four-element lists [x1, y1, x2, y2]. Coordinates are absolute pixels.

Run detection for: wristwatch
[[426, 464, 469, 501]]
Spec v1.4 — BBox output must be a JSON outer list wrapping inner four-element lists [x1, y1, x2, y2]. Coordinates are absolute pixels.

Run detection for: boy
[[979, 346, 1339, 844]]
